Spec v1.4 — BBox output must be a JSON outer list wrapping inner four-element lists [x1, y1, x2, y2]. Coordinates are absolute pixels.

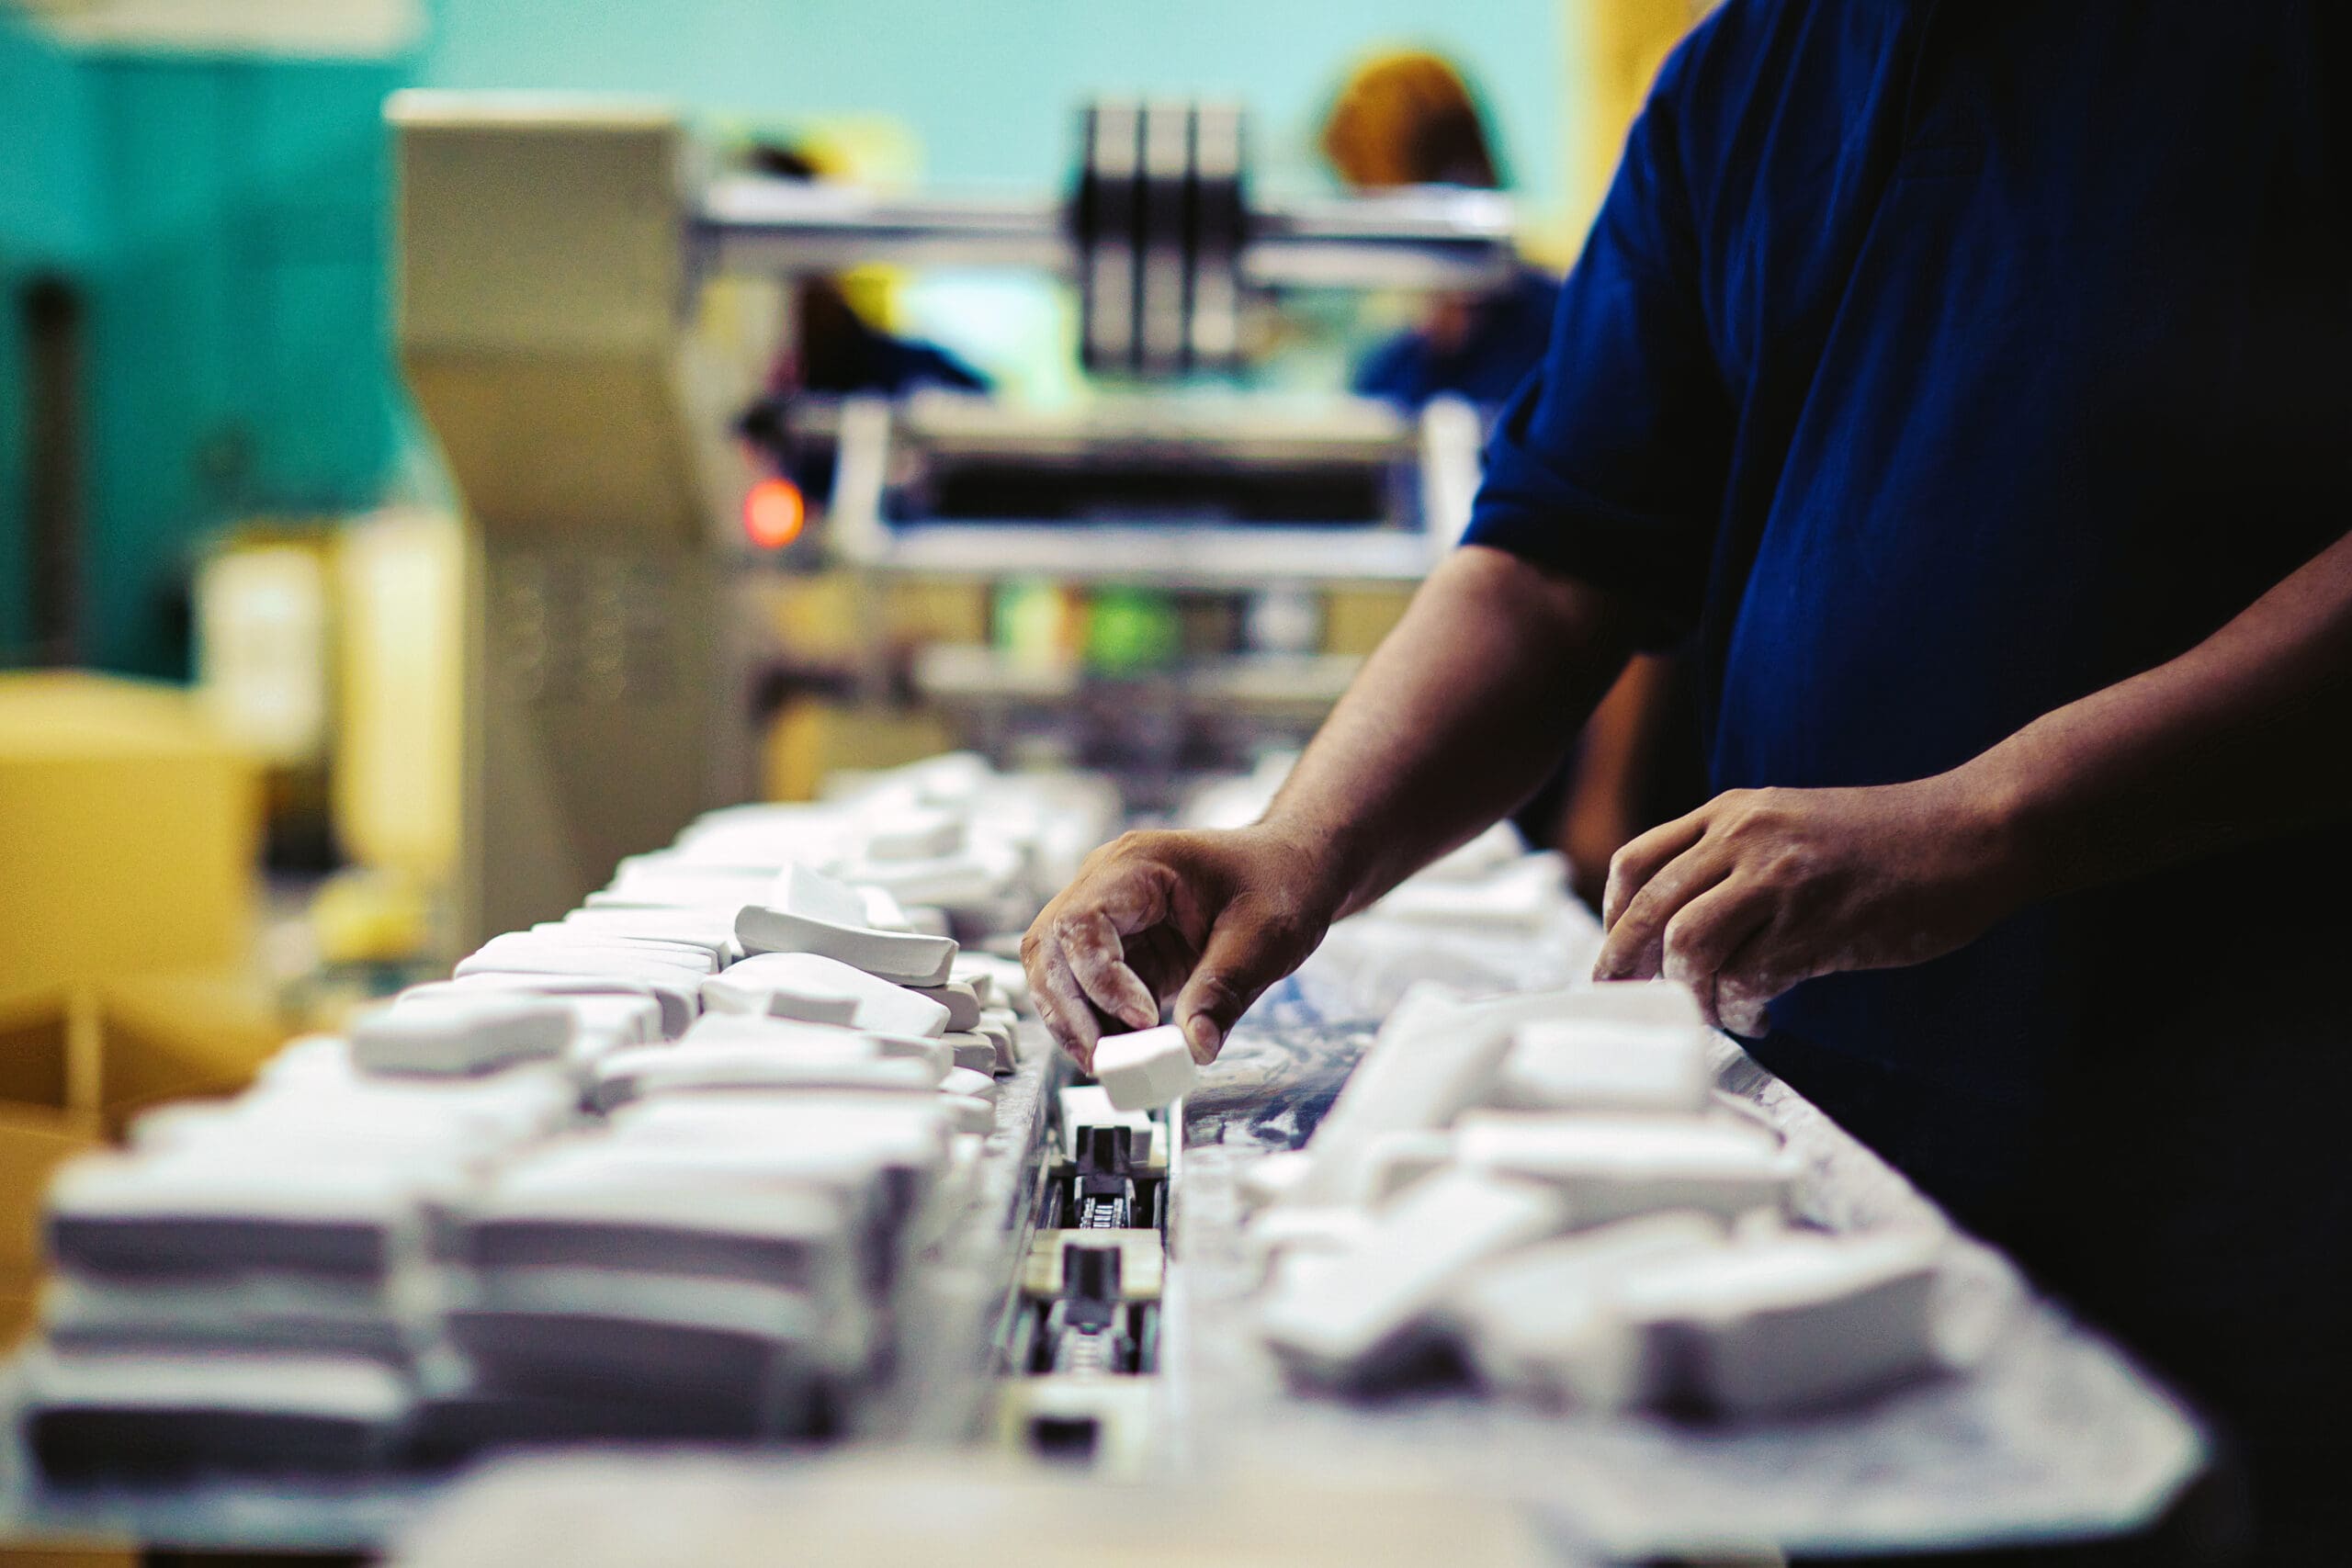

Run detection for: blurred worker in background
[[1323, 50, 1700, 905], [735, 142, 989, 491], [1322, 50, 1560, 407], [1032, 5, 2352, 1560]]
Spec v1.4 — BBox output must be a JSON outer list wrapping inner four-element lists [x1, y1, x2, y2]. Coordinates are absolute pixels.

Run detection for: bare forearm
[[1261, 545, 1639, 918], [1972, 529, 2352, 904]]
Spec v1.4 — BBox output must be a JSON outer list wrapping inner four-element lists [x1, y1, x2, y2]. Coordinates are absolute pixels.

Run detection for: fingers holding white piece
[[1023, 925, 1108, 1072], [1061, 908, 1161, 1034]]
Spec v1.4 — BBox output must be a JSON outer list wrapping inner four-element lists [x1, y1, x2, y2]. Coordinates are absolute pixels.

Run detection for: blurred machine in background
[[392, 93, 1520, 944]]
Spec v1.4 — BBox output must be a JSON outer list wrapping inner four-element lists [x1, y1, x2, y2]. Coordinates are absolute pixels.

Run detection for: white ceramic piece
[[534, 921, 733, 967], [1058, 1086, 1154, 1160], [935, 1092, 995, 1135], [862, 807, 965, 863], [1242, 1205, 1376, 1280], [940, 1066, 999, 1104], [1257, 1168, 1567, 1387], [699, 964, 861, 1027], [350, 994, 572, 1077], [698, 953, 951, 1038], [1498, 985, 1713, 1116], [1453, 1111, 1797, 1226], [587, 1041, 935, 1111], [1288, 983, 1559, 1207], [971, 1010, 1020, 1072], [679, 1012, 954, 1077], [940, 1033, 1000, 1074], [736, 865, 959, 986], [1092, 1025, 1196, 1112], [905, 980, 981, 1032], [955, 954, 1029, 1012], [460, 933, 717, 978], [1445, 1212, 1728, 1409], [855, 886, 917, 933], [1354, 1129, 1458, 1208], [1614, 1231, 1944, 1415], [428, 971, 694, 1040], [1236, 1150, 1316, 1213]]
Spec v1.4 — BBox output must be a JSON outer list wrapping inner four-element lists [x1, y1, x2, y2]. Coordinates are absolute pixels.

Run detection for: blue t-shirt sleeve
[[1462, 48, 1733, 649]]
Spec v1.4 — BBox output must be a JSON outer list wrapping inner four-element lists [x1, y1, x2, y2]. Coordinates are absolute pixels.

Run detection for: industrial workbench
[[0, 902, 2209, 1563]]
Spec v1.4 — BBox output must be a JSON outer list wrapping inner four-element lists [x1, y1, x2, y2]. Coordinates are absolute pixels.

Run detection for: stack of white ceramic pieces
[[25, 1055, 574, 1477], [1248, 979, 1951, 1415], [426, 1089, 964, 1446], [450, 928, 714, 1039]]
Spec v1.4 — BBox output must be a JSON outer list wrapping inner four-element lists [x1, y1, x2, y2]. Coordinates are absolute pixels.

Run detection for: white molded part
[[1498, 994, 1713, 1116], [588, 1041, 935, 1111], [940, 1032, 999, 1075], [700, 966, 861, 1027], [22, 1346, 411, 1423], [1290, 984, 1562, 1207], [1237, 1150, 1317, 1213], [1257, 1168, 1567, 1386], [862, 807, 965, 863], [773, 863, 872, 927], [680, 1012, 953, 1077], [700, 953, 951, 1038], [1355, 1130, 1458, 1209], [935, 1091, 995, 1136], [1242, 1204, 1376, 1280], [907, 980, 981, 1032], [855, 885, 914, 932], [459, 933, 716, 977], [955, 954, 1029, 1012], [940, 1066, 999, 1104], [1616, 1231, 1944, 1416], [352, 994, 572, 1077], [736, 865, 959, 986], [972, 1011, 1020, 1072], [1092, 1025, 1197, 1112], [1058, 1086, 1153, 1161], [429, 971, 694, 1040], [1446, 1211, 1728, 1409], [1454, 1111, 1797, 1226]]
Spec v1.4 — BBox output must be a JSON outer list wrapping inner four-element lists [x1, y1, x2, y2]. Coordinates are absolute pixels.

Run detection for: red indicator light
[[743, 478, 807, 548]]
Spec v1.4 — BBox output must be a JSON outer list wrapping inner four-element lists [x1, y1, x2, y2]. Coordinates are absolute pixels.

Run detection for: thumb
[[1171, 908, 1301, 1064]]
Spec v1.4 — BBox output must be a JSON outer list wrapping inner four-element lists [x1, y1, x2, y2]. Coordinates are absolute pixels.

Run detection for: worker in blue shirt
[[1028, 3, 2352, 1559], [1324, 51, 1706, 902]]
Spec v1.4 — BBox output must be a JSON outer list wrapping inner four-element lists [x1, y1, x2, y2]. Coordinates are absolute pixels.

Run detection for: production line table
[[0, 917, 2210, 1563]]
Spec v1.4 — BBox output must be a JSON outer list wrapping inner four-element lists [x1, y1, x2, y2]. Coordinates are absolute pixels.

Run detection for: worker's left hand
[[1591, 778, 2024, 1034]]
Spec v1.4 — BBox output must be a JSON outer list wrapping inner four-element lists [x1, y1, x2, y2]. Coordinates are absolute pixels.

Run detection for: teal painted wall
[[0, 14, 402, 677], [2, 0, 1577, 676], [419, 0, 1576, 215]]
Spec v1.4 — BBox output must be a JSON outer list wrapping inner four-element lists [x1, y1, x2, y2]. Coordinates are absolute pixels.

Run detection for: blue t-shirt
[[1464, 0, 2352, 1216]]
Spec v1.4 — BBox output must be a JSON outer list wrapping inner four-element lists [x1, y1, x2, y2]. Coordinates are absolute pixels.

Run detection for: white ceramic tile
[[351, 993, 573, 1077], [1453, 1111, 1797, 1226], [1614, 1231, 1944, 1415], [699, 953, 951, 1038], [1257, 1168, 1568, 1387], [1092, 1024, 1196, 1111]]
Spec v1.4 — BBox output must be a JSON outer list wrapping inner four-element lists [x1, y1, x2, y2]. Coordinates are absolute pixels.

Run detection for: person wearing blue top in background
[[1321, 51, 1564, 412], [1031, 5, 2352, 1560]]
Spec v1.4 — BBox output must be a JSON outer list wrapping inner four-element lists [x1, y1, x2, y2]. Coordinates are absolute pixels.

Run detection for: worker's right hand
[[1020, 826, 1337, 1073]]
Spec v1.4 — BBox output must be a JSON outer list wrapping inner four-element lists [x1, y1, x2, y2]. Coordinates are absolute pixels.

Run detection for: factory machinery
[[390, 93, 1498, 947]]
